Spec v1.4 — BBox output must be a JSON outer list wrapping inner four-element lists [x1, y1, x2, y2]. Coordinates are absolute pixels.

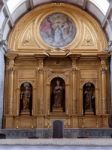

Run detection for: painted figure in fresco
[[83, 82, 95, 115], [20, 82, 32, 114], [53, 80, 63, 107], [54, 26, 63, 44]]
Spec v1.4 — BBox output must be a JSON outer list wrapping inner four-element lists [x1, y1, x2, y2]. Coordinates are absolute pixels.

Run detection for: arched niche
[[50, 77, 65, 112], [19, 82, 32, 115], [83, 82, 95, 115]]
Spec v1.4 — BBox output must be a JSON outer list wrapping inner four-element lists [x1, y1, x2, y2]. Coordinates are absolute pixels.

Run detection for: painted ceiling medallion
[[40, 13, 76, 48]]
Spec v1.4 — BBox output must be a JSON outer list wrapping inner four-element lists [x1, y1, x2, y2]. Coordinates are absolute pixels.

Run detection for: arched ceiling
[[0, 0, 112, 44], [6, 0, 110, 15]]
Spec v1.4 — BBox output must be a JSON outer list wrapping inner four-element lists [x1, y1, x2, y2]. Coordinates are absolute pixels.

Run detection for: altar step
[[0, 128, 112, 139]]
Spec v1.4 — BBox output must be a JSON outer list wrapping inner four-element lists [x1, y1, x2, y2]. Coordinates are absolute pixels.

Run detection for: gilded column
[[7, 53, 17, 115], [72, 59, 78, 114], [35, 54, 48, 116], [70, 54, 80, 114], [37, 58, 44, 114], [101, 59, 107, 115]]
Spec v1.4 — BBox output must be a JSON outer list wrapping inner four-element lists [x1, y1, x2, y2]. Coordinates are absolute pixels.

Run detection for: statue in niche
[[50, 77, 65, 112], [53, 80, 63, 107], [20, 82, 32, 115], [83, 82, 95, 115]]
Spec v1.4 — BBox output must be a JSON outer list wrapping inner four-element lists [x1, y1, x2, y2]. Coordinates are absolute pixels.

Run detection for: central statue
[[50, 77, 65, 112], [53, 80, 63, 107]]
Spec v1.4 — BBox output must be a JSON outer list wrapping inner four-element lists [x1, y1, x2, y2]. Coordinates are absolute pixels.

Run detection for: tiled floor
[[0, 139, 112, 150]]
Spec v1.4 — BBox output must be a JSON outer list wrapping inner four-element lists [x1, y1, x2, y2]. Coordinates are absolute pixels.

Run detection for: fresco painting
[[40, 13, 76, 48]]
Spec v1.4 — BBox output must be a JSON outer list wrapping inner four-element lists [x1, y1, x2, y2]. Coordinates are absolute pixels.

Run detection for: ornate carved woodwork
[[4, 3, 109, 128]]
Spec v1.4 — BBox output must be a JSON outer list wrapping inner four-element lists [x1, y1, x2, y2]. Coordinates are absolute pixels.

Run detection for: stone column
[[105, 41, 112, 126], [0, 40, 7, 128], [106, 41, 112, 103], [110, 52, 112, 113]]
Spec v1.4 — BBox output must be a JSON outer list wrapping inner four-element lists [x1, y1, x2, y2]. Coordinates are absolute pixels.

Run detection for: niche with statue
[[19, 82, 32, 115], [83, 82, 95, 115], [50, 77, 65, 112]]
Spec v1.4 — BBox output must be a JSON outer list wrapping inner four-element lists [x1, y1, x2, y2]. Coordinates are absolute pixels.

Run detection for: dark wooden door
[[53, 120, 63, 138]]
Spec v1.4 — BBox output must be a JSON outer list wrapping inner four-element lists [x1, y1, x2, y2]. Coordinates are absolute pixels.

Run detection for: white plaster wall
[[11, 2, 29, 23]]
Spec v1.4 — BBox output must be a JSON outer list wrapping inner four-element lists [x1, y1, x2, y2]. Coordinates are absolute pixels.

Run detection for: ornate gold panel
[[80, 70, 98, 79], [8, 3, 107, 52]]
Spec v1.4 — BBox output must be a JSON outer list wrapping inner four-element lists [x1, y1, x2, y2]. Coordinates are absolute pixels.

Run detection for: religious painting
[[40, 13, 76, 48]]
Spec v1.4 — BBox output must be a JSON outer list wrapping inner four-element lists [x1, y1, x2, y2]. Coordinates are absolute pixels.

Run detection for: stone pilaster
[[0, 40, 7, 128], [105, 42, 112, 126], [110, 53, 112, 113]]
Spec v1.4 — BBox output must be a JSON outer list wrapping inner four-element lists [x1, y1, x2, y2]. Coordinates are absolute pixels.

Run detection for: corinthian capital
[[101, 60, 107, 72], [8, 60, 15, 71]]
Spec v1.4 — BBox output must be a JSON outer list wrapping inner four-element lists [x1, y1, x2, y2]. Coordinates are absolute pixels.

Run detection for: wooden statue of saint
[[83, 82, 95, 115], [20, 82, 32, 115], [50, 78, 65, 112]]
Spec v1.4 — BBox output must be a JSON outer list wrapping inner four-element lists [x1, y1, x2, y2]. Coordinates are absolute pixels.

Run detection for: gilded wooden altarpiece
[[4, 3, 109, 129]]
